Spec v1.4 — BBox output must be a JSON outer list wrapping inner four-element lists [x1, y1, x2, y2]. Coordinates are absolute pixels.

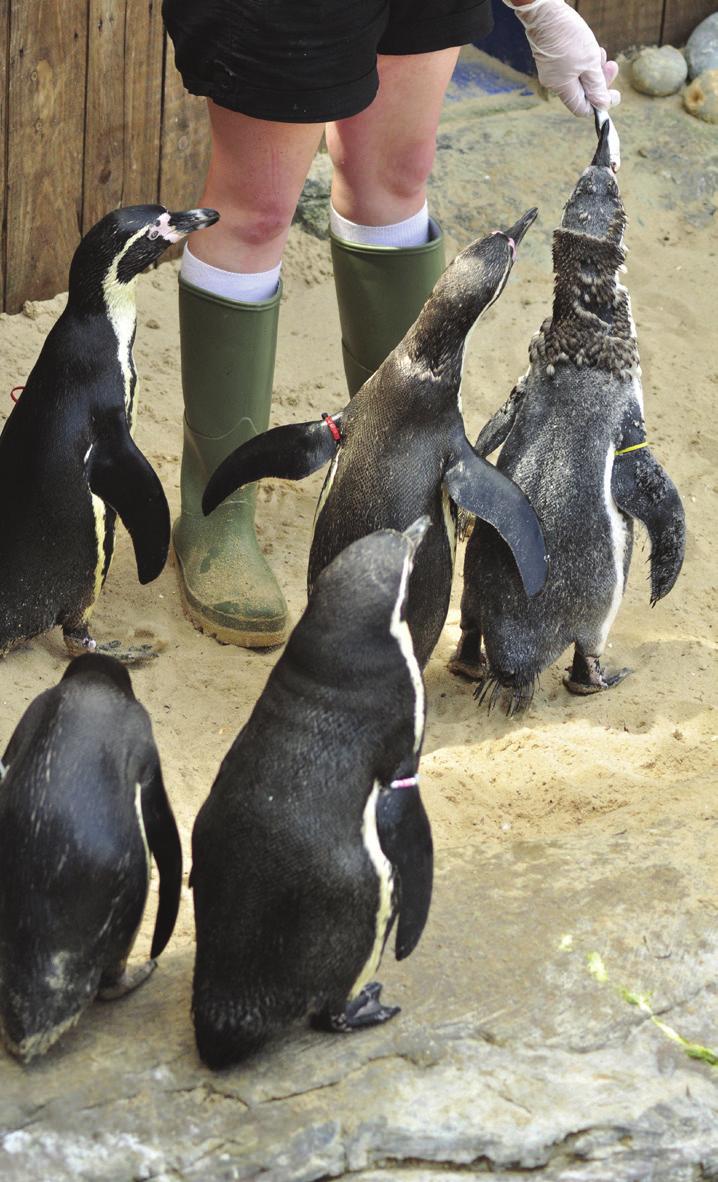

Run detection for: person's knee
[[216, 199, 295, 251], [379, 139, 436, 203], [334, 137, 436, 209]]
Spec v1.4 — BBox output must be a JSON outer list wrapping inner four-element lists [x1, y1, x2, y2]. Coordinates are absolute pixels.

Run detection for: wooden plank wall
[[0, 0, 209, 313], [0, 0, 715, 311]]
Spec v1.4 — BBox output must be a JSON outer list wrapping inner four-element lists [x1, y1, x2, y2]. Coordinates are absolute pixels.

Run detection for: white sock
[[181, 244, 281, 302], [330, 201, 430, 248]]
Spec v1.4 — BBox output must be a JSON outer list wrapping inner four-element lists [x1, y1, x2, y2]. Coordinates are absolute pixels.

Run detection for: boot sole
[[171, 545, 288, 650]]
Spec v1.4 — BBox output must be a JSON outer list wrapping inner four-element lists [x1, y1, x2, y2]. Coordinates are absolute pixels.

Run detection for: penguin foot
[[311, 982, 400, 1033], [448, 631, 487, 682], [448, 651, 487, 682], [563, 653, 631, 696], [97, 958, 157, 1000], [63, 627, 160, 664]]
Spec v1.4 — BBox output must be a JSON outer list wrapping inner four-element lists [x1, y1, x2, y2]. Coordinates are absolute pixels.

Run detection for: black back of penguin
[[191, 525, 431, 1067], [0, 655, 182, 1061]]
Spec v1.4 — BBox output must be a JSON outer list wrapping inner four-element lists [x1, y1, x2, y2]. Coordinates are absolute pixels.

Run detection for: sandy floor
[[0, 70, 715, 950]]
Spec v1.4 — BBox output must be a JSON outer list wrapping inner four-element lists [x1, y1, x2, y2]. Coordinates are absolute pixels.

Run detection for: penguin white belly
[[89, 491, 107, 610], [442, 485, 457, 567], [390, 555, 426, 752], [598, 444, 628, 652], [349, 782, 394, 1000]]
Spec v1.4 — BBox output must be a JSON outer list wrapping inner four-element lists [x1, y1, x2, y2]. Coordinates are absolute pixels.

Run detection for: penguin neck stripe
[[491, 231, 516, 262], [389, 776, 418, 789], [322, 413, 341, 444], [615, 441, 649, 456]]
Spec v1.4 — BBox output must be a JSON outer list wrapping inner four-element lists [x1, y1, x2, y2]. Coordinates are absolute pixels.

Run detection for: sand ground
[[0, 68, 714, 869]]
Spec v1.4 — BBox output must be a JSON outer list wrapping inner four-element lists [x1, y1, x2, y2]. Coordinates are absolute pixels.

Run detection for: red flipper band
[[10, 386, 24, 403], [322, 413, 342, 444]]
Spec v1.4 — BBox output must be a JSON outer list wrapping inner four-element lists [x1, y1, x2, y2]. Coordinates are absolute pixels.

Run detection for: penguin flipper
[[202, 411, 345, 515], [473, 380, 527, 458], [611, 449, 686, 603], [376, 780, 433, 961], [140, 760, 183, 959], [89, 413, 170, 584], [444, 438, 547, 598]]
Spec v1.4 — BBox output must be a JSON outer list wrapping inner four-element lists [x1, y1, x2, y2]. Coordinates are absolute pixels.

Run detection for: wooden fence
[[0, 0, 715, 313]]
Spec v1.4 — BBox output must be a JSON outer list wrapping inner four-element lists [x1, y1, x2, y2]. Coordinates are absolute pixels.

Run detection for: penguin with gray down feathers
[[451, 122, 685, 711], [0, 654, 182, 1062], [191, 520, 433, 1068], [202, 213, 547, 669], [0, 204, 218, 662]]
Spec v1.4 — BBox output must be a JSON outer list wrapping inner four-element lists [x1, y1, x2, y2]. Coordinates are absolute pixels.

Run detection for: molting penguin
[[202, 213, 547, 669], [0, 654, 182, 1062], [451, 122, 685, 710], [191, 520, 433, 1068], [0, 204, 218, 662]]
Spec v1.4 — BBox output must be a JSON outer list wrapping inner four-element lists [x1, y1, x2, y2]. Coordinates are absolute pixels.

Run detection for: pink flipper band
[[322, 413, 342, 443], [491, 231, 516, 262], [389, 776, 419, 789], [10, 386, 24, 403]]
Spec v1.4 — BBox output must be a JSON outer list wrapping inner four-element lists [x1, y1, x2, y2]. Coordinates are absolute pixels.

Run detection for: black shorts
[[163, 0, 494, 123]]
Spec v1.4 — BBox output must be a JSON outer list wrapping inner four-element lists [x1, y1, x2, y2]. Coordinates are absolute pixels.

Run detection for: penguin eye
[[148, 227, 160, 241]]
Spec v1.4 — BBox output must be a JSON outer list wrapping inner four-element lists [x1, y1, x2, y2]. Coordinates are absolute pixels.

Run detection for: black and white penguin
[[451, 122, 685, 710], [191, 520, 433, 1068], [0, 654, 182, 1061], [202, 213, 547, 669], [0, 204, 218, 662]]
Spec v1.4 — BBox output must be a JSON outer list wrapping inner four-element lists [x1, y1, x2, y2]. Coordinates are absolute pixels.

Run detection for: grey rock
[[1, 829, 717, 1182], [631, 46, 687, 96], [684, 68, 718, 123], [293, 153, 333, 240], [685, 12, 718, 80]]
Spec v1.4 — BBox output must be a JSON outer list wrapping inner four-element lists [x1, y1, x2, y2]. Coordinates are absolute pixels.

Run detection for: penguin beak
[[502, 207, 539, 254], [166, 208, 220, 236], [403, 515, 431, 558], [591, 117, 613, 169]]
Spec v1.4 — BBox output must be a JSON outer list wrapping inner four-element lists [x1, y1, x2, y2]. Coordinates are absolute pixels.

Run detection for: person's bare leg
[[326, 48, 460, 226], [189, 102, 325, 273], [173, 106, 324, 647]]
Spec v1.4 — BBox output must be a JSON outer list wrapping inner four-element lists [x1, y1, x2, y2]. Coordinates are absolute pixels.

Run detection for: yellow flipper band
[[615, 441, 649, 456]]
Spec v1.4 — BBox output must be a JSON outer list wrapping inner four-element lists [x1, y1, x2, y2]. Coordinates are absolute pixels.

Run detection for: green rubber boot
[[172, 278, 288, 647], [330, 219, 445, 395]]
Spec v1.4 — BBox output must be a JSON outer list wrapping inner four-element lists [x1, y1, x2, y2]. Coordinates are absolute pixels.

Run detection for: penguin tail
[[474, 668, 537, 716]]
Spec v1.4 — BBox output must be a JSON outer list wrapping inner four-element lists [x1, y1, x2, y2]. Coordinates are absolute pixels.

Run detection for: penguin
[[202, 212, 547, 669], [450, 121, 685, 711], [0, 654, 182, 1062], [0, 204, 219, 662], [191, 520, 434, 1068]]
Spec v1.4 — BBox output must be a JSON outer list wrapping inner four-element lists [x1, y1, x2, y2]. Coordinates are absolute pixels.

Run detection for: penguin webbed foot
[[311, 981, 400, 1033], [63, 626, 160, 665], [448, 630, 487, 683], [97, 958, 157, 1001], [563, 651, 631, 696]]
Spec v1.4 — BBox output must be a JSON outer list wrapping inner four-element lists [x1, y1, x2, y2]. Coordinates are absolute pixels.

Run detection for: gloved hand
[[505, 0, 621, 117]]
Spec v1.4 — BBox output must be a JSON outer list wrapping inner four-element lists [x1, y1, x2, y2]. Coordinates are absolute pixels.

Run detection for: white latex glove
[[505, 0, 621, 117]]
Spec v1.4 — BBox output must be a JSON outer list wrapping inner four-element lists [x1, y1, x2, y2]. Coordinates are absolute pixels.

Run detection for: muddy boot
[[172, 278, 288, 647], [331, 220, 445, 396]]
